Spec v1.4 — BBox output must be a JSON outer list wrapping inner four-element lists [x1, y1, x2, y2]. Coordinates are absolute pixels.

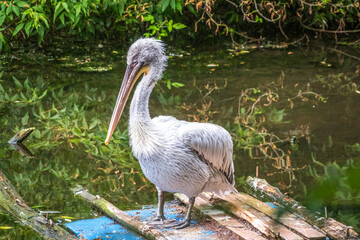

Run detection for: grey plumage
[[105, 38, 237, 228]]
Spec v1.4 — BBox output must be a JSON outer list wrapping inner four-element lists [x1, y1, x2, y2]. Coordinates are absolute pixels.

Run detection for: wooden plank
[[245, 176, 360, 239], [233, 193, 326, 240], [176, 193, 267, 240], [201, 192, 304, 240]]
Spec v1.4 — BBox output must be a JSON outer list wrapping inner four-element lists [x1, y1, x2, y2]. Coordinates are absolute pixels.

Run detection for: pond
[[0, 42, 359, 238]]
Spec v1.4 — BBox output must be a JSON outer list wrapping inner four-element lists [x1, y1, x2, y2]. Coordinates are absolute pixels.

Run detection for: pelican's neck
[[128, 67, 164, 158], [129, 75, 154, 125]]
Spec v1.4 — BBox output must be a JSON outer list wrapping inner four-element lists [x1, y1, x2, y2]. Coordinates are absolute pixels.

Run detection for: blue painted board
[[65, 216, 142, 240]]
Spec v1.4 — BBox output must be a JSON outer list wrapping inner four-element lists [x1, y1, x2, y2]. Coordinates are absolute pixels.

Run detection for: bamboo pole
[[0, 170, 77, 240], [245, 176, 360, 239], [71, 185, 167, 240]]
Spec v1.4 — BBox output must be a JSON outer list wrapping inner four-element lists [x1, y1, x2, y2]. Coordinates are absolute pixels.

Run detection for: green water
[[0, 43, 359, 238]]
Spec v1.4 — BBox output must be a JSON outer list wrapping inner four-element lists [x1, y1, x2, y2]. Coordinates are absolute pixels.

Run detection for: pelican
[[105, 38, 237, 229]]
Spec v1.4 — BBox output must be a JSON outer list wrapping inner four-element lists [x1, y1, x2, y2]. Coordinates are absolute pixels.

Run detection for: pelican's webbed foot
[[163, 196, 195, 229], [147, 216, 175, 225], [164, 218, 191, 229]]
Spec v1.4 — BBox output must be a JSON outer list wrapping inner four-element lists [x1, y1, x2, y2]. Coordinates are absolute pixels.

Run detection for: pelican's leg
[[148, 188, 174, 225], [164, 196, 195, 229]]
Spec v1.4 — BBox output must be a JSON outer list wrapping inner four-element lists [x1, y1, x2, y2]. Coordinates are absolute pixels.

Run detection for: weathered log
[[71, 185, 167, 240], [8, 127, 35, 144], [245, 176, 360, 240], [0, 170, 77, 240]]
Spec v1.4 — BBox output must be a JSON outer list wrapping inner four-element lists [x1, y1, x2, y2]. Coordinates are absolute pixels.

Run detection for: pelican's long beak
[[105, 62, 150, 145]]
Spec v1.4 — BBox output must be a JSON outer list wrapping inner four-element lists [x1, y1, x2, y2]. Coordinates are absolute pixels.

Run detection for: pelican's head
[[105, 38, 168, 145]]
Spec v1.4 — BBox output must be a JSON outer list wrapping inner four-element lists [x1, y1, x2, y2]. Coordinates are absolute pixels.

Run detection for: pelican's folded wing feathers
[[177, 122, 235, 185]]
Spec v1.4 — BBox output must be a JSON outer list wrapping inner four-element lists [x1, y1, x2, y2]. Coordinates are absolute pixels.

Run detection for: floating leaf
[[0, 226, 12, 230], [61, 216, 77, 220]]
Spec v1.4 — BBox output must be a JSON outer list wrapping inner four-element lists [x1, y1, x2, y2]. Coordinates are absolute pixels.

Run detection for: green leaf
[[12, 76, 23, 89], [16, 1, 30, 8], [143, 15, 154, 22], [38, 25, 44, 43], [176, 0, 183, 14], [39, 89, 47, 99], [22, 112, 29, 125], [168, 19, 173, 32], [53, 3, 63, 21], [39, 15, 49, 28], [187, 4, 196, 15], [6, 5, 12, 15], [172, 82, 184, 88], [20, 92, 27, 101], [118, 1, 125, 16], [74, 5, 81, 17], [170, 0, 176, 10], [62, 2, 69, 12], [12, 22, 24, 36], [0, 32, 4, 51], [59, 13, 65, 25], [172, 23, 186, 29], [89, 119, 98, 129], [12, 5, 19, 16], [0, 14, 5, 26], [69, 11, 75, 22], [24, 78, 31, 91], [160, 0, 170, 12], [82, 116, 88, 129], [24, 21, 32, 36]]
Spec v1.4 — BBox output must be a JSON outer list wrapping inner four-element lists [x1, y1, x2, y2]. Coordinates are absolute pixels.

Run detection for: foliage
[[0, 74, 48, 107], [1, 0, 360, 52], [303, 156, 360, 232], [186, 0, 360, 44], [0, 0, 187, 51]]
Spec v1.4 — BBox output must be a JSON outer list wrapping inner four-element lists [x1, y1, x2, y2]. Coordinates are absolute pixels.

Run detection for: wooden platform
[[69, 184, 355, 240]]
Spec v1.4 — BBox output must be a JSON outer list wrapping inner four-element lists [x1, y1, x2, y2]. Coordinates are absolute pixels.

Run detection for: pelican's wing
[[177, 122, 235, 185]]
